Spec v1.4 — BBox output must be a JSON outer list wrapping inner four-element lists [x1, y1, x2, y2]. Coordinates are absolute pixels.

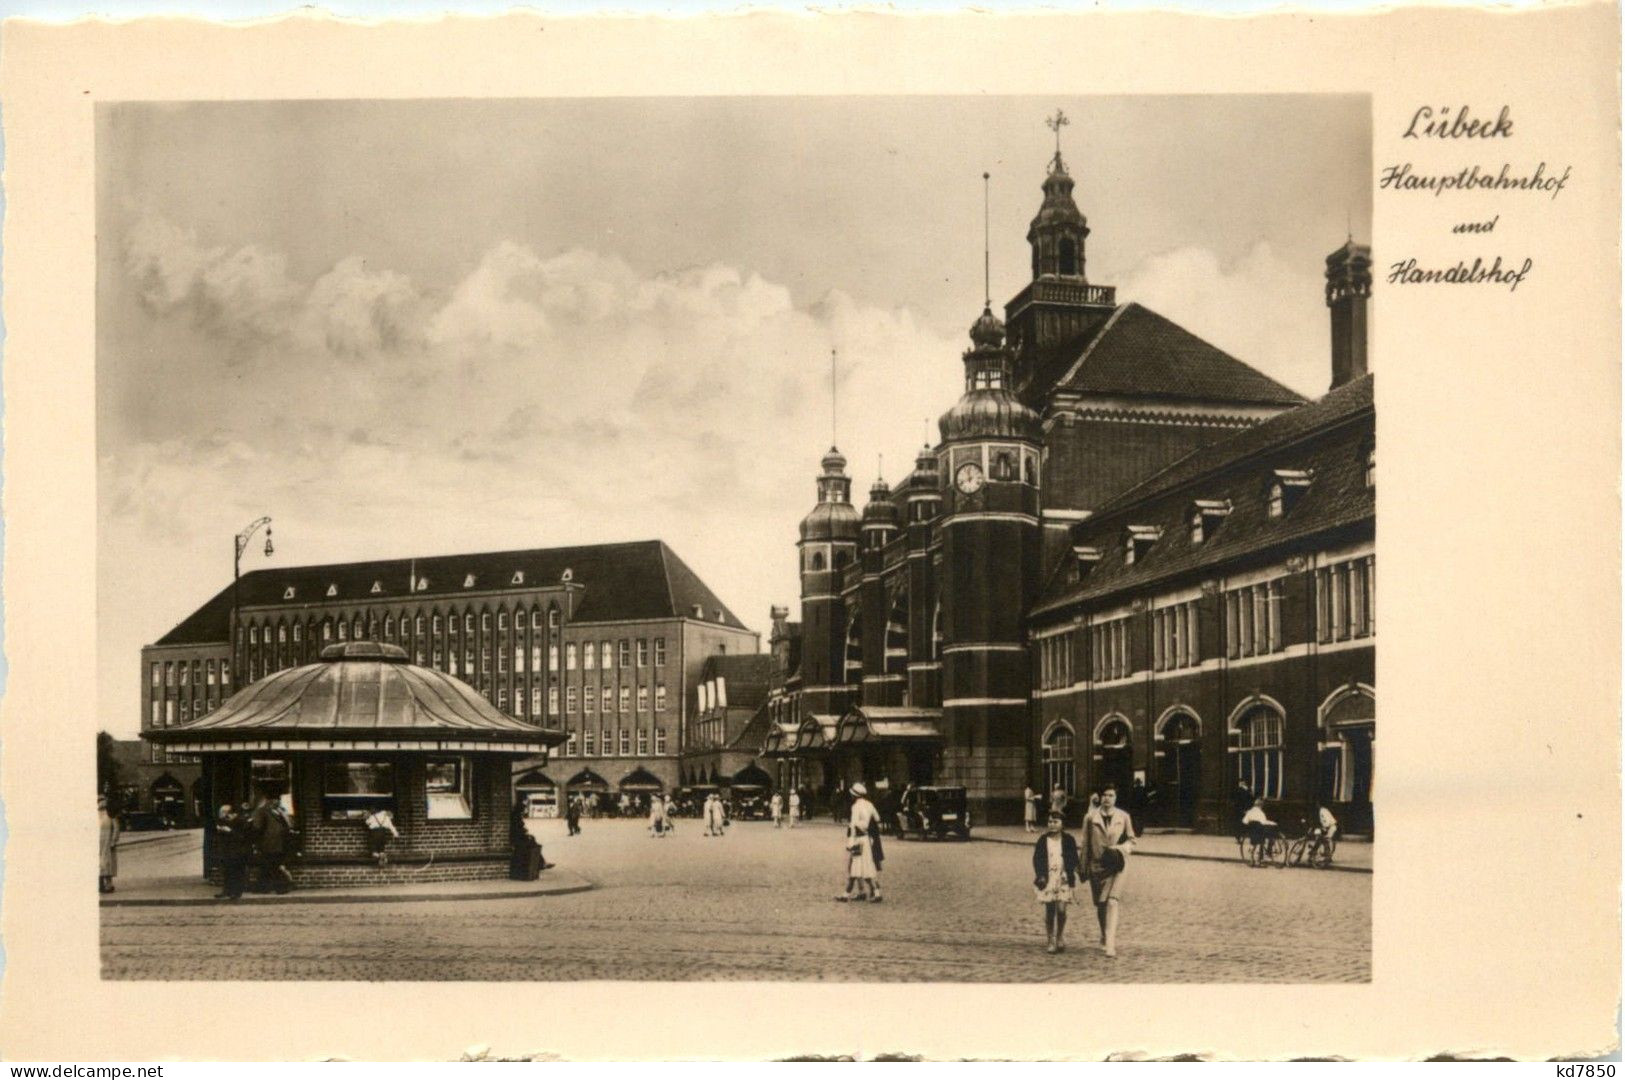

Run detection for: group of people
[[1030, 781, 1135, 957], [701, 792, 730, 836], [768, 789, 802, 828], [1232, 781, 1339, 862], [647, 792, 679, 837], [212, 790, 299, 900]]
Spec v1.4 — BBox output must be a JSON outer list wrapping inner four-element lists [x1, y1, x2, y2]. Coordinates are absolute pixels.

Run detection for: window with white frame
[[1153, 601, 1200, 671], [584, 687, 596, 715], [1091, 617, 1132, 681], [549, 644, 559, 671], [1225, 580, 1283, 658], [584, 643, 596, 671], [602, 687, 613, 713], [322, 760, 393, 821], [655, 728, 667, 754], [497, 687, 508, 709], [1039, 631, 1074, 690], [637, 686, 649, 712], [1316, 556, 1375, 643], [584, 730, 596, 756], [566, 643, 577, 670], [600, 641, 613, 668], [618, 640, 631, 668], [654, 637, 667, 666], [1236, 708, 1284, 799], [1043, 726, 1076, 797], [636, 639, 649, 667], [655, 684, 667, 712], [619, 729, 631, 756], [568, 687, 579, 713], [426, 756, 474, 819], [566, 732, 578, 757], [618, 686, 630, 713], [637, 729, 649, 755], [498, 611, 508, 631], [548, 686, 559, 715]]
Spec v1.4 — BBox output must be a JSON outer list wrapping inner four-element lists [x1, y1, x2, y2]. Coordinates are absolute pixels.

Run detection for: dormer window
[[370, 581, 383, 594], [326, 584, 338, 597], [463, 573, 476, 588], [283, 586, 296, 600], [1073, 545, 1102, 579], [1267, 469, 1314, 519], [511, 571, 525, 585], [1189, 499, 1233, 544], [1124, 525, 1163, 566]]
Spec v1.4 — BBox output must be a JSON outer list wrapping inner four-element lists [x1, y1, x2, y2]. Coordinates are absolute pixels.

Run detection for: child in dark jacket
[[1032, 810, 1081, 953]]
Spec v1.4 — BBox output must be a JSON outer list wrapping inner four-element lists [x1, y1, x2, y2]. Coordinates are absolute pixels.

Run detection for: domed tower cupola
[[906, 444, 942, 524], [862, 476, 900, 551], [799, 446, 861, 544], [938, 307, 1042, 445], [1028, 110, 1090, 281]]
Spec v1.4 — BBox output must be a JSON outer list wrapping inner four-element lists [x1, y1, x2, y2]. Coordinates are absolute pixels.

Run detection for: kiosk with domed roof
[[145, 641, 564, 887]]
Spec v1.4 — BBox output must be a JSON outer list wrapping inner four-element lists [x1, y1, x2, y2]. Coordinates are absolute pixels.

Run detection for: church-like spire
[[1029, 109, 1090, 281]]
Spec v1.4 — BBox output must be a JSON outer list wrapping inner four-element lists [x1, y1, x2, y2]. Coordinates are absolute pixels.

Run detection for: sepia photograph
[[94, 94, 1377, 983]]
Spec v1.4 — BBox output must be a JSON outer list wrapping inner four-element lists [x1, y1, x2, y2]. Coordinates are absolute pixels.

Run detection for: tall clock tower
[[797, 447, 860, 720], [936, 304, 1043, 824]]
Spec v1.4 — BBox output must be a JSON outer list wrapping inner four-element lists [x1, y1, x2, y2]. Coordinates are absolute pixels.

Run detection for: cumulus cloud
[[101, 221, 967, 732], [1115, 241, 1330, 397]]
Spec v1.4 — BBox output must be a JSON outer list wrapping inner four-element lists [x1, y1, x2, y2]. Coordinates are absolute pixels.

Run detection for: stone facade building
[[142, 540, 758, 805]]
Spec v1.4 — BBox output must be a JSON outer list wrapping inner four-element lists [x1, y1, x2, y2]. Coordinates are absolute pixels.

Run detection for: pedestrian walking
[[867, 814, 886, 902], [787, 789, 800, 828], [566, 795, 582, 836], [1032, 809, 1080, 953], [364, 806, 400, 867], [1084, 781, 1134, 958], [770, 791, 784, 829], [248, 789, 295, 894], [213, 803, 249, 900], [1023, 785, 1038, 833], [835, 783, 880, 903], [97, 795, 120, 895], [664, 794, 678, 834], [649, 793, 667, 838]]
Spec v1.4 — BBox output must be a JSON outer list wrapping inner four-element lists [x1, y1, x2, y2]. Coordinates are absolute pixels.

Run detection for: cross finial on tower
[[1046, 108, 1070, 159]]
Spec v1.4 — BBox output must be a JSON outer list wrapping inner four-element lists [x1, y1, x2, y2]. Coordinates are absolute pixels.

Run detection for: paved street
[[102, 820, 1369, 982]]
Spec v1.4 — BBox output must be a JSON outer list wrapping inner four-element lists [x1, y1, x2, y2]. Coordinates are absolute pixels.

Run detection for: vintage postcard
[[0, 4, 1618, 1062]]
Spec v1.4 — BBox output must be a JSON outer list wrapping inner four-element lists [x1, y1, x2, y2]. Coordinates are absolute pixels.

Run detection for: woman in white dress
[[835, 783, 880, 902]]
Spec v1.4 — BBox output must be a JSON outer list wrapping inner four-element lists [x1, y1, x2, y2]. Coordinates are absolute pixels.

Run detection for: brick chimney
[[1325, 240, 1372, 390]]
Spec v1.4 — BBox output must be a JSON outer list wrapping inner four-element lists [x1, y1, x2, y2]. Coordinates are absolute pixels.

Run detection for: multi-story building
[[679, 653, 777, 790], [141, 540, 758, 805], [763, 132, 1373, 832]]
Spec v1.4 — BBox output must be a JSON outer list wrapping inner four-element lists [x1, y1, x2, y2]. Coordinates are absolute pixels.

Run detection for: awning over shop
[[835, 706, 944, 745], [514, 770, 557, 791], [146, 642, 564, 755], [619, 767, 665, 792], [565, 768, 610, 790]]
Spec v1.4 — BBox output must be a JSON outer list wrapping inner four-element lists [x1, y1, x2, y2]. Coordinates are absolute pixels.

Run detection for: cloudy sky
[[97, 95, 1370, 736]]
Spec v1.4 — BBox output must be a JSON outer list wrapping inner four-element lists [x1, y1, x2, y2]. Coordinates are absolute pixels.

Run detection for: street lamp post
[[231, 516, 274, 686]]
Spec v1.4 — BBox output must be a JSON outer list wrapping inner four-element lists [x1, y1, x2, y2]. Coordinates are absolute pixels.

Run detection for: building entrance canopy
[[835, 706, 944, 745]]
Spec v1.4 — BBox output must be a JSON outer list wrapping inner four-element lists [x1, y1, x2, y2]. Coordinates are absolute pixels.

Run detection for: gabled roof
[[1034, 374, 1373, 616], [1041, 303, 1307, 408], [700, 654, 776, 711], [153, 540, 747, 646]]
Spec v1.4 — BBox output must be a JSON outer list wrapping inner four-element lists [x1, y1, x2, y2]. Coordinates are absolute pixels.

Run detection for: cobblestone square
[[102, 819, 1369, 982]]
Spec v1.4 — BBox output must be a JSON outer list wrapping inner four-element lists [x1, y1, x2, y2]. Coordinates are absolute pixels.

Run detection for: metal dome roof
[[939, 388, 1043, 443], [146, 641, 562, 753], [799, 500, 861, 542]]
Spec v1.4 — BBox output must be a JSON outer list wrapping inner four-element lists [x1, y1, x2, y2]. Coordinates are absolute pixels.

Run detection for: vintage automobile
[[729, 788, 771, 821], [894, 786, 972, 840]]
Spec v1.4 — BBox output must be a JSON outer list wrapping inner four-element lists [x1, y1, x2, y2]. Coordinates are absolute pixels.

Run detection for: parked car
[[895, 786, 972, 840]]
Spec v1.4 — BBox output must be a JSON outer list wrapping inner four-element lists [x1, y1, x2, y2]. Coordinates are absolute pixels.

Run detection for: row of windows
[[243, 606, 561, 646], [1316, 557, 1375, 643], [150, 698, 225, 727], [1040, 559, 1373, 687], [153, 659, 231, 690], [1037, 633, 1074, 690], [1223, 581, 1283, 659], [564, 684, 668, 715], [1038, 709, 1290, 799], [560, 728, 669, 758], [1152, 601, 1200, 672], [1092, 617, 1133, 682]]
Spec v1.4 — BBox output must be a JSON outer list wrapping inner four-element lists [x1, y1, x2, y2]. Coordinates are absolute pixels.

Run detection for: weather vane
[[1045, 109, 1070, 158]]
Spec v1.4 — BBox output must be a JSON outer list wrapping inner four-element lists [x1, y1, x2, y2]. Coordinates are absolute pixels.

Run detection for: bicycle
[[1236, 824, 1287, 868], [1283, 827, 1337, 869]]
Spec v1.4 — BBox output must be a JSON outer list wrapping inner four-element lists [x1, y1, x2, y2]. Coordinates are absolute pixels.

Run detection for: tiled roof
[[1033, 374, 1373, 616], [154, 540, 747, 646], [1040, 303, 1307, 408], [703, 654, 776, 710]]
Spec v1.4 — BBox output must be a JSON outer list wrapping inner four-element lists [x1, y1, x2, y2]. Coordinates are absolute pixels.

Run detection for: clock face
[[955, 462, 985, 494]]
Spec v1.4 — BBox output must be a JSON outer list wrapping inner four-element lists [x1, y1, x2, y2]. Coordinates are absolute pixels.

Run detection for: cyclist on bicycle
[[1241, 797, 1280, 864]]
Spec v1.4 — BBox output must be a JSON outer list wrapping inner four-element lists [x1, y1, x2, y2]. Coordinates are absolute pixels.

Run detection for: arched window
[[1044, 726, 1076, 797], [1237, 707, 1284, 799], [1059, 237, 1078, 276], [834, 550, 851, 570], [843, 610, 864, 685], [1024, 455, 1038, 486], [810, 551, 825, 572], [991, 450, 1017, 482]]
